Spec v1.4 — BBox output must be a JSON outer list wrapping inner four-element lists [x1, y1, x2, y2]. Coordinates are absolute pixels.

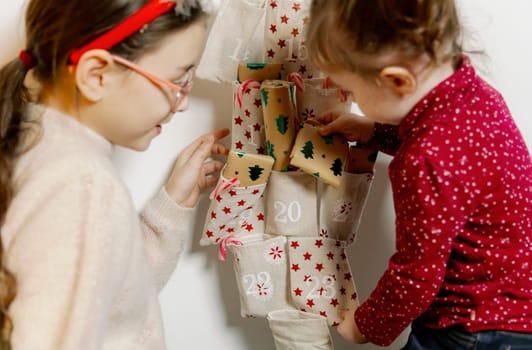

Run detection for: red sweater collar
[[398, 55, 476, 140]]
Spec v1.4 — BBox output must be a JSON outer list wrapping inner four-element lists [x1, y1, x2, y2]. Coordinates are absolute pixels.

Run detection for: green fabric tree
[[330, 158, 343, 176], [276, 115, 289, 135], [301, 141, 314, 159], [247, 63, 266, 70], [261, 89, 269, 107], [248, 165, 264, 182], [266, 141, 276, 159]]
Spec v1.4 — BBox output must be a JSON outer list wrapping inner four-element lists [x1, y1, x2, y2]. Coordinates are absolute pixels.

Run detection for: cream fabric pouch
[[265, 170, 318, 236], [230, 236, 295, 318], [196, 0, 266, 83], [267, 310, 333, 350], [319, 172, 374, 246]]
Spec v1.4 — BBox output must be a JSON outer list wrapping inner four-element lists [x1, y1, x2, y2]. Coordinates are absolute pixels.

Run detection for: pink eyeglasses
[[112, 54, 194, 112]]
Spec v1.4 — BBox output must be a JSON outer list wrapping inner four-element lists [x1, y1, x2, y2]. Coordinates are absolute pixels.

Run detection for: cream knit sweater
[[2, 104, 195, 349]]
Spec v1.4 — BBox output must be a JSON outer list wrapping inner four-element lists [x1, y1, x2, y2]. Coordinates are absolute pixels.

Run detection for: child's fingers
[[203, 176, 220, 189], [210, 127, 230, 141], [313, 111, 339, 123], [317, 121, 340, 136], [305, 118, 324, 127], [209, 128, 230, 156], [203, 160, 225, 176], [186, 138, 216, 169], [178, 128, 230, 163], [191, 129, 230, 162], [177, 136, 210, 164], [212, 142, 229, 156]]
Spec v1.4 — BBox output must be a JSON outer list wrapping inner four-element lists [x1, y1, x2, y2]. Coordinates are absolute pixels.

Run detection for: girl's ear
[[379, 66, 417, 96], [73, 50, 117, 102]]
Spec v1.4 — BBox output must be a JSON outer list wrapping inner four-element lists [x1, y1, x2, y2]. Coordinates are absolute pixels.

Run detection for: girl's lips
[[156, 125, 162, 135]]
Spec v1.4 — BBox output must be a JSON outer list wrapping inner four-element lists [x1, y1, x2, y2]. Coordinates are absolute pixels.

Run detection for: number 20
[[274, 201, 302, 223]]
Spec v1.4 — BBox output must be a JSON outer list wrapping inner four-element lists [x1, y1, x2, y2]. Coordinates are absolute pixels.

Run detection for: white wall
[[1, 1, 531, 349]]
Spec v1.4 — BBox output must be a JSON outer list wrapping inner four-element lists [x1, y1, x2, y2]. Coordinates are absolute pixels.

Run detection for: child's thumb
[[317, 122, 336, 136]]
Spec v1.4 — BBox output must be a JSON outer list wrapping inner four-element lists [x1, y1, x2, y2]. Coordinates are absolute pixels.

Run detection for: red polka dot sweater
[[356, 57, 532, 346]]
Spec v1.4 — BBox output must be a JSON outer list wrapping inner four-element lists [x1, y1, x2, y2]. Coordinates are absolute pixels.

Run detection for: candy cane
[[209, 177, 240, 200], [323, 76, 332, 89], [235, 80, 261, 109], [219, 235, 244, 261], [340, 89, 349, 103], [287, 72, 305, 93]]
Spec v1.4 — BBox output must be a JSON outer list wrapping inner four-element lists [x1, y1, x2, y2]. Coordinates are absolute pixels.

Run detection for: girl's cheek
[[176, 95, 190, 112]]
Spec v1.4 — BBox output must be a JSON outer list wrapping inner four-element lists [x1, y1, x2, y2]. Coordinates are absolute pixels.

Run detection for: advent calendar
[[196, 1, 377, 348]]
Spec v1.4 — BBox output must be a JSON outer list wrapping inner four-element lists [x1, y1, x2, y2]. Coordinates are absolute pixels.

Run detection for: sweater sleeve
[[139, 187, 195, 291], [8, 174, 135, 350], [365, 123, 402, 156], [354, 155, 473, 346]]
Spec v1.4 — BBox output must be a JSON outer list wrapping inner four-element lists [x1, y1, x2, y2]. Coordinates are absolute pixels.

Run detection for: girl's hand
[[337, 308, 368, 344], [165, 128, 230, 208], [312, 111, 375, 144]]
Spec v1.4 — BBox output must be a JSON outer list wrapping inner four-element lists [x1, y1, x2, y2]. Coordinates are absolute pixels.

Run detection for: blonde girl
[[307, 0, 532, 349]]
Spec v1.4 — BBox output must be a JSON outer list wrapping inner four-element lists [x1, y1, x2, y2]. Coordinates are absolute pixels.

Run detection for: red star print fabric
[[230, 236, 296, 318], [232, 81, 267, 154], [288, 237, 358, 326], [265, 170, 319, 236], [319, 172, 374, 247], [264, 0, 320, 79], [200, 175, 267, 246]]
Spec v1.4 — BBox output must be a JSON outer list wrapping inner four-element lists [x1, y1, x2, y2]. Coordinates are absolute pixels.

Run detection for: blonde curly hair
[[307, 0, 463, 74]]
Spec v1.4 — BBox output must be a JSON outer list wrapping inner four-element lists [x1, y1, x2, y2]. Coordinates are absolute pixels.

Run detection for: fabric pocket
[[265, 170, 318, 236], [287, 237, 359, 326], [267, 310, 333, 350], [200, 175, 267, 246], [319, 172, 374, 246], [196, 0, 266, 83], [263, 0, 320, 79], [296, 77, 351, 124], [230, 236, 295, 318], [231, 81, 266, 155]]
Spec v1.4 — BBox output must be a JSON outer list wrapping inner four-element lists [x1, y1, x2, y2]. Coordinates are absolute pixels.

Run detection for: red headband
[[69, 0, 177, 65]]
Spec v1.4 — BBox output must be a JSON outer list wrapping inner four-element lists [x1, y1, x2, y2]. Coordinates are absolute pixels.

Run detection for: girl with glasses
[[0, 0, 229, 349]]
